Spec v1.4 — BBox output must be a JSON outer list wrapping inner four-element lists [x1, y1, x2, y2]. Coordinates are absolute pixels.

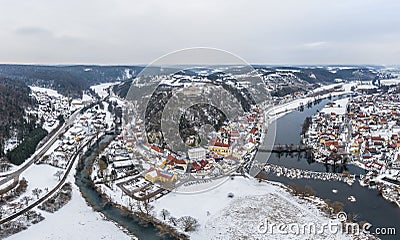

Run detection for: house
[[190, 161, 203, 172], [209, 145, 231, 156], [167, 158, 188, 171], [209, 137, 232, 156], [249, 127, 258, 135], [144, 168, 176, 183], [151, 145, 164, 155], [324, 141, 339, 148]]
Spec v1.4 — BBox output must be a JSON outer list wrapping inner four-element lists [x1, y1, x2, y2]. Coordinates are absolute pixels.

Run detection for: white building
[[188, 147, 206, 161]]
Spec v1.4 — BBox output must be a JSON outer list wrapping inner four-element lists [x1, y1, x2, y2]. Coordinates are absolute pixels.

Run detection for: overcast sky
[[0, 0, 399, 65]]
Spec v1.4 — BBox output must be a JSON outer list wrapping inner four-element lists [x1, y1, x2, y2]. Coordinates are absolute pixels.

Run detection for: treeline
[[0, 77, 36, 157], [0, 65, 142, 98], [6, 127, 48, 165]]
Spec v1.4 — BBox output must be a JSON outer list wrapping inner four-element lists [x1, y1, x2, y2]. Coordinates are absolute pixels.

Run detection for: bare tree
[[53, 158, 59, 167], [32, 188, 43, 199], [137, 200, 154, 216], [178, 216, 199, 232], [54, 170, 64, 181], [160, 209, 170, 220], [169, 216, 178, 226], [21, 196, 31, 205]]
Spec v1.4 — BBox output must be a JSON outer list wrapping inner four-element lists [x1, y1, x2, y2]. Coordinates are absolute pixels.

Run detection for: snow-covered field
[[7, 184, 131, 240], [7, 160, 131, 240], [29, 86, 63, 98], [311, 83, 343, 94], [320, 98, 349, 115], [153, 177, 351, 240], [380, 78, 400, 86], [90, 82, 120, 99], [82, 92, 94, 102], [21, 164, 58, 193]]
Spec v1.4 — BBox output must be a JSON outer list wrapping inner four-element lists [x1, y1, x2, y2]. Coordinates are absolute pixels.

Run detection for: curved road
[[0, 135, 96, 224], [0, 110, 80, 186]]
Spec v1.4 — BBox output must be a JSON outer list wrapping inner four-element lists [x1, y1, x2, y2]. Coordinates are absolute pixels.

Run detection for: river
[[255, 97, 400, 240]]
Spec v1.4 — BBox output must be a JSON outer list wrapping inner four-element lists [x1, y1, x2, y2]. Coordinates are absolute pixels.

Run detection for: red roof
[[213, 138, 230, 148], [151, 145, 164, 153], [371, 136, 384, 141], [199, 159, 208, 167], [325, 141, 339, 147], [174, 159, 186, 165], [191, 161, 202, 171], [371, 161, 383, 170], [250, 127, 258, 134], [167, 154, 177, 161], [167, 158, 186, 165], [248, 137, 255, 143]]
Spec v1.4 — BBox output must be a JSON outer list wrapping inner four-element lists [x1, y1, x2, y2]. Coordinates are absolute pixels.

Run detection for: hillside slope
[[0, 77, 36, 158]]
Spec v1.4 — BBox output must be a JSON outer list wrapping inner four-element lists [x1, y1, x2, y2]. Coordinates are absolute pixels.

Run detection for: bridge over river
[[258, 144, 312, 153]]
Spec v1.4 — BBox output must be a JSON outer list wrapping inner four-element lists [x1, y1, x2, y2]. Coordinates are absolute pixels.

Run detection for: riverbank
[[75, 134, 187, 240], [151, 175, 353, 240], [266, 82, 356, 121]]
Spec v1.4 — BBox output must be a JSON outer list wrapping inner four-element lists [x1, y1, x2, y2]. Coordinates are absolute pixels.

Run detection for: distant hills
[[0, 64, 389, 99], [0, 65, 144, 98], [113, 65, 388, 99]]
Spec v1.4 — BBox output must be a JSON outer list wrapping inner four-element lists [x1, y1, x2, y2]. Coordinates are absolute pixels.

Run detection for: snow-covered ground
[[42, 120, 60, 133], [109, 96, 125, 106], [21, 164, 58, 193], [29, 86, 63, 98], [82, 92, 94, 102], [90, 82, 120, 99], [7, 156, 131, 240], [311, 83, 343, 94], [320, 98, 349, 115], [7, 183, 131, 240], [153, 177, 351, 240], [380, 78, 400, 85]]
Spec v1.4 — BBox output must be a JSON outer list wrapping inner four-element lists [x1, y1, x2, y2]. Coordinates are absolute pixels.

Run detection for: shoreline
[[75, 134, 187, 240]]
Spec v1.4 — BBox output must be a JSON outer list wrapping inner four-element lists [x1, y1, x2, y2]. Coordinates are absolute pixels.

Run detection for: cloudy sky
[[0, 0, 399, 65]]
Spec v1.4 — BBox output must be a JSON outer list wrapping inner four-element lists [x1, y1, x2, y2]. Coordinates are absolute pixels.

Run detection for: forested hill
[[0, 77, 36, 157], [0, 65, 144, 98], [113, 65, 385, 99]]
